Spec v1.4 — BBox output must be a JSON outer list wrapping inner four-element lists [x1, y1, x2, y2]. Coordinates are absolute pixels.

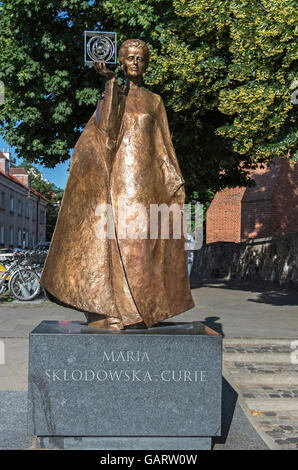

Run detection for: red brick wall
[[241, 162, 281, 240], [206, 187, 245, 244], [271, 159, 298, 236], [206, 157, 298, 244]]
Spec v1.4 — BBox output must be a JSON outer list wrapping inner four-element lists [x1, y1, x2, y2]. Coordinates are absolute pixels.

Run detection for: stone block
[[28, 321, 222, 448]]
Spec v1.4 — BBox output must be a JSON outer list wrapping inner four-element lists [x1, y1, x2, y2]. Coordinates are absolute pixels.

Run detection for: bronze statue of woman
[[40, 39, 194, 330]]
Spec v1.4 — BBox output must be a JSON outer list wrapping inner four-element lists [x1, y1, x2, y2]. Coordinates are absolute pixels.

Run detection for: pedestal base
[[28, 321, 222, 449], [37, 436, 211, 450]]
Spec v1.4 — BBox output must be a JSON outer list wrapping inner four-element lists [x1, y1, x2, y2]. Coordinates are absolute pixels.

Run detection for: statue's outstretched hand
[[93, 60, 115, 79]]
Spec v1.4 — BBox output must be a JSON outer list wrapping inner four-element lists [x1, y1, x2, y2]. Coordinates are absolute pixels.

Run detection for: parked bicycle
[[0, 251, 47, 301]]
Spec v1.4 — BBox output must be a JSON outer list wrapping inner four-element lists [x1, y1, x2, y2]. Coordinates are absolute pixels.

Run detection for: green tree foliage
[[0, 0, 297, 206]]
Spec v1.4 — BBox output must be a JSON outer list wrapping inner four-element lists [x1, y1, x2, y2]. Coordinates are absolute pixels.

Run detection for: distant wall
[[206, 187, 245, 243], [206, 158, 298, 244], [192, 233, 298, 289]]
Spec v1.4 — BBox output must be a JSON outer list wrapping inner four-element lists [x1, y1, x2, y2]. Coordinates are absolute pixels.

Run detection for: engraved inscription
[[102, 350, 150, 362], [45, 368, 208, 383], [44, 350, 208, 383]]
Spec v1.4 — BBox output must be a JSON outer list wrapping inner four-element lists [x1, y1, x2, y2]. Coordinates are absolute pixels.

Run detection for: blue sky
[[0, 136, 71, 189]]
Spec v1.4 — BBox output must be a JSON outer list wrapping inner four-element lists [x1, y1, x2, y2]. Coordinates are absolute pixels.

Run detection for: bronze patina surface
[[40, 39, 195, 329]]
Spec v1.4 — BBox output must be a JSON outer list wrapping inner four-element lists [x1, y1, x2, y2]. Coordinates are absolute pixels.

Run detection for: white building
[[0, 151, 48, 249]]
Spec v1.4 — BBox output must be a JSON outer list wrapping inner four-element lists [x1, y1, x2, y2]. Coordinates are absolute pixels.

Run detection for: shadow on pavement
[[247, 291, 298, 306], [212, 377, 238, 448], [190, 276, 298, 307]]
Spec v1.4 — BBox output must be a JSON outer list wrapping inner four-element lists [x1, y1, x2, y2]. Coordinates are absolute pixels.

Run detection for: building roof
[[9, 167, 29, 174], [0, 169, 49, 202]]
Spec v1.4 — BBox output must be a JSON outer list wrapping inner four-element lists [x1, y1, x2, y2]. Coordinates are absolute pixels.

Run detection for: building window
[[25, 204, 30, 218], [10, 196, 14, 213], [0, 192, 5, 209], [0, 225, 4, 244], [32, 206, 36, 221], [9, 226, 14, 246], [18, 200, 23, 216], [24, 230, 29, 249], [17, 228, 22, 247], [40, 210, 45, 224], [32, 233, 36, 249]]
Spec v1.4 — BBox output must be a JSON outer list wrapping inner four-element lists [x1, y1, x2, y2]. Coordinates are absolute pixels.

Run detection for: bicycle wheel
[[9, 269, 41, 301], [0, 282, 7, 295], [0, 271, 12, 295]]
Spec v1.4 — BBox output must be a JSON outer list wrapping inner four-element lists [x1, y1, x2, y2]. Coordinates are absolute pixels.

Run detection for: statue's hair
[[118, 39, 150, 69]]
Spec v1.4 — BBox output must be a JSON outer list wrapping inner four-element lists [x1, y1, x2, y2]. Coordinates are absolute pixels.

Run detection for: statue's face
[[121, 46, 146, 79]]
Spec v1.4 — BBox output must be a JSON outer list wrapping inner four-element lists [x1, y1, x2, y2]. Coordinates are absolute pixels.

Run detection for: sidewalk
[[0, 279, 297, 449], [188, 278, 298, 339], [189, 279, 298, 449]]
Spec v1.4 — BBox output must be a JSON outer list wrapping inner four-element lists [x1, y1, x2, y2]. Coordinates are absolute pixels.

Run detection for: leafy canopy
[[0, 0, 297, 203]]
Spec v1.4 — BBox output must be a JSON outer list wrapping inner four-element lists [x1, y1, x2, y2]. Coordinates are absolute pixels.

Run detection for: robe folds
[[40, 78, 195, 328]]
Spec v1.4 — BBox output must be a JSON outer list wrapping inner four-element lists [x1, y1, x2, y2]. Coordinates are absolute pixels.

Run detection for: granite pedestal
[[28, 321, 222, 450]]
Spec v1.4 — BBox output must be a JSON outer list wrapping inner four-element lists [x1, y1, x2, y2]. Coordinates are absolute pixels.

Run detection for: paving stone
[[286, 437, 298, 443], [275, 439, 288, 445], [224, 341, 298, 450]]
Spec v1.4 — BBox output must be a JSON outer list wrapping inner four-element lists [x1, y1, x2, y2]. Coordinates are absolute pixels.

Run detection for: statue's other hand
[[93, 60, 115, 79]]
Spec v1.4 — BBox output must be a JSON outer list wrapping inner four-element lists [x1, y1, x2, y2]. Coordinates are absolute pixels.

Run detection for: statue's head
[[118, 39, 149, 79]]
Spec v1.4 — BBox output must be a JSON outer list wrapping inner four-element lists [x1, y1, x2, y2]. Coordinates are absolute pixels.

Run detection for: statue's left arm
[[156, 96, 185, 203]]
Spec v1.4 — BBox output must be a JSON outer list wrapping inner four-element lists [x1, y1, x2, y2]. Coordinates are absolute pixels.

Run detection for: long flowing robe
[[40, 78, 194, 328]]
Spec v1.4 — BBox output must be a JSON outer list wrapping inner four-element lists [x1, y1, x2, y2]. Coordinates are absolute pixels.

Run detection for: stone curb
[[228, 374, 298, 386], [246, 398, 298, 412], [223, 339, 295, 346], [223, 353, 292, 363]]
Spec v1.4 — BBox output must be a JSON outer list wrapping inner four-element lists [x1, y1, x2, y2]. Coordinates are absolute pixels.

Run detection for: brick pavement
[[223, 339, 298, 449]]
